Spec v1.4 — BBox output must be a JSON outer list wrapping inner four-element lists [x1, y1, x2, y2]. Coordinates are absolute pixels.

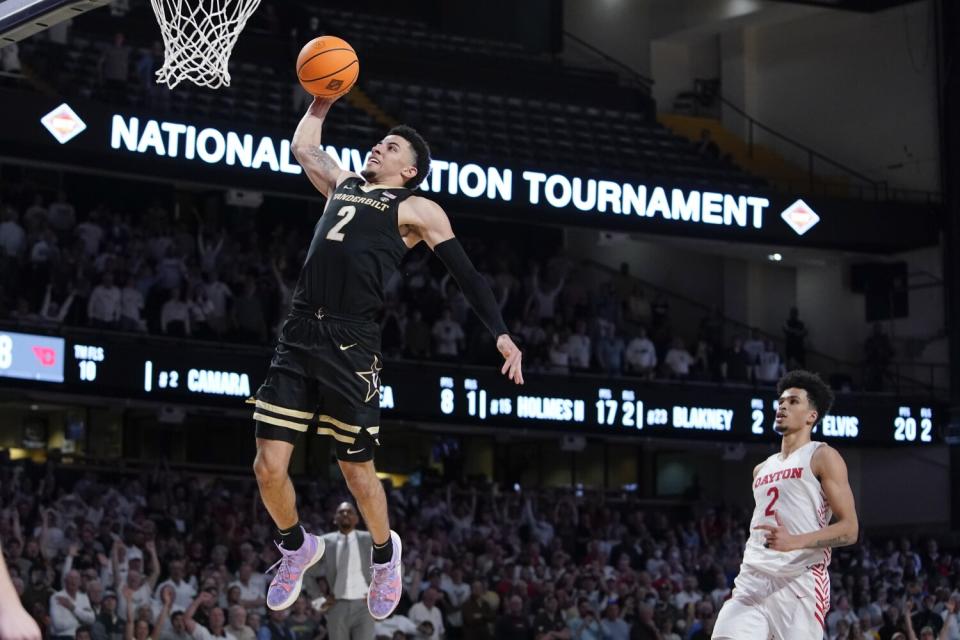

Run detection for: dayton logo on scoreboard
[[32, 346, 57, 367]]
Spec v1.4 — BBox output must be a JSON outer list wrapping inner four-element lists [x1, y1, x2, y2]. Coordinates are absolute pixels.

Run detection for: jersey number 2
[[326, 205, 356, 242], [764, 486, 779, 517]]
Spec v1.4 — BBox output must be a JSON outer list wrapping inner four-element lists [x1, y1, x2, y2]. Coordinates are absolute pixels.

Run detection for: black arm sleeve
[[433, 237, 510, 338]]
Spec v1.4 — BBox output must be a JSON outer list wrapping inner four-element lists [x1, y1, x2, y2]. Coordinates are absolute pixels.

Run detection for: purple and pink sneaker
[[367, 530, 403, 620], [266, 529, 325, 611]]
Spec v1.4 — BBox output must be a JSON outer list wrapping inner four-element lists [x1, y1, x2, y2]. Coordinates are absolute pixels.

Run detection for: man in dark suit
[[310, 502, 374, 640]]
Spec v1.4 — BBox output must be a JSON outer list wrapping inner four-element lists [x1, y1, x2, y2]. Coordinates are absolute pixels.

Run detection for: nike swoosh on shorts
[[340, 343, 357, 350]]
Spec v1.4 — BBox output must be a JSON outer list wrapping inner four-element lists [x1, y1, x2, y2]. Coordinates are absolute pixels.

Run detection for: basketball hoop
[[150, 0, 262, 89]]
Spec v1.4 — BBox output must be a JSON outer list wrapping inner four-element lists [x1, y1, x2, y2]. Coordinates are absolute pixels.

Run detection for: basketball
[[296, 36, 359, 98]]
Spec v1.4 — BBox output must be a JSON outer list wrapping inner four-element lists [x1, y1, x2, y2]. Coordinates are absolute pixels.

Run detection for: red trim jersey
[[742, 441, 832, 577]]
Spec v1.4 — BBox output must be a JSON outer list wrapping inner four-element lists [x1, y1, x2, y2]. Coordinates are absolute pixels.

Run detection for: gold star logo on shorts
[[355, 355, 382, 403]]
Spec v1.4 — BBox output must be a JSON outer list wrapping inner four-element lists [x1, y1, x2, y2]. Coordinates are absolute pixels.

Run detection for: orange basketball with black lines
[[296, 36, 359, 98]]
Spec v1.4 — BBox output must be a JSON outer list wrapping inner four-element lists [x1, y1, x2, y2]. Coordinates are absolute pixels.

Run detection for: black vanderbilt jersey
[[292, 177, 413, 318]]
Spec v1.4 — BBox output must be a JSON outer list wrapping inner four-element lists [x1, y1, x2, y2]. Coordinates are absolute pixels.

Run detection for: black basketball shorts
[[252, 309, 383, 462]]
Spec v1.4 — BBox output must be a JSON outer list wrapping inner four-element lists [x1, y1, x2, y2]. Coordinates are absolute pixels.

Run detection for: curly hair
[[776, 369, 834, 425], [387, 125, 431, 189]]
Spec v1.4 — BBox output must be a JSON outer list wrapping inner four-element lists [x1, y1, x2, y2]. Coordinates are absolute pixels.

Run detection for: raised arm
[[111, 540, 123, 591], [151, 588, 173, 640], [123, 588, 136, 640], [400, 197, 523, 384], [183, 592, 212, 634], [290, 97, 355, 197], [144, 540, 161, 590], [0, 547, 41, 640]]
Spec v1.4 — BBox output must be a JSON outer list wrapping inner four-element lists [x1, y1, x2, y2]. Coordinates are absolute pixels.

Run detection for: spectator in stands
[[664, 338, 694, 379], [692, 338, 714, 380], [87, 272, 122, 330], [567, 599, 602, 640], [566, 319, 592, 372], [624, 329, 656, 378], [548, 330, 571, 374], [160, 288, 191, 337], [156, 247, 188, 293], [592, 281, 621, 327], [75, 211, 105, 258], [626, 284, 652, 328], [408, 588, 444, 640], [783, 306, 808, 367], [600, 603, 629, 640], [721, 336, 751, 383], [119, 275, 145, 332], [404, 309, 431, 359], [49, 569, 96, 640], [596, 324, 625, 375], [29, 228, 60, 275], [755, 340, 785, 384], [658, 616, 681, 640], [461, 581, 495, 640], [228, 563, 266, 615], [155, 560, 195, 611], [432, 308, 465, 359], [741, 328, 765, 366], [440, 567, 470, 638], [675, 576, 703, 612], [159, 610, 190, 640], [495, 595, 530, 640], [92, 590, 122, 640], [259, 609, 292, 640], [698, 305, 724, 353], [188, 285, 215, 340], [0, 206, 25, 257], [528, 263, 566, 322], [233, 279, 267, 343], [98, 33, 131, 100], [202, 271, 233, 338], [225, 605, 255, 640], [282, 594, 318, 640], [136, 42, 168, 110], [23, 196, 47, 228], [694, 130, 721, 161], [47, 192, 76, 237], [865, 323, 895, 391], [381, 302, 407, 358]]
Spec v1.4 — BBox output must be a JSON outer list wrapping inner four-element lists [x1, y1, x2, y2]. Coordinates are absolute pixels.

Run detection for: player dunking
[[251, 96, 524, 618], [713, 370, 859, 640]]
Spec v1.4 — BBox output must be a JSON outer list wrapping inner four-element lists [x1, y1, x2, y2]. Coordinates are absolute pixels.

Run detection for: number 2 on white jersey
[[326, 205, 356, 242]]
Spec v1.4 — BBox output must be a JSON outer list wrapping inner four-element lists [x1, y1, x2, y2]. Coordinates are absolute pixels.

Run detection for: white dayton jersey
[[743, 440, 833, 576]]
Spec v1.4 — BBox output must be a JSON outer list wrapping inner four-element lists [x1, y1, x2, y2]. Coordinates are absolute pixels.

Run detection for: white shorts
[[712, 564, 829, 640]]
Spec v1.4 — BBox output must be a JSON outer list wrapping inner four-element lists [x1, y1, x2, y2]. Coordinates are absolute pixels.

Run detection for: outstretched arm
[[290, 97, 355, 197], [401, 197, 523, 384], [0, 547, 41, 640], [756, 445, 858, 551]]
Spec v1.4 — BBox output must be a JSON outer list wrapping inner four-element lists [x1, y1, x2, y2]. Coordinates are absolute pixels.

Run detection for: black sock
[[276, 522, 304, 551], [372, 537, 393, 564]]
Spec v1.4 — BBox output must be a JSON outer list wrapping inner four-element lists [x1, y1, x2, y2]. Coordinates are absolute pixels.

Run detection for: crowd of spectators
[[1, 459, 958, 640], [0, 185, 800, 386]]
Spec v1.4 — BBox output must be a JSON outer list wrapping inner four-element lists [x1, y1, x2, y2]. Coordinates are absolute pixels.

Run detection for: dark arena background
[[0, 0, 958, 639]]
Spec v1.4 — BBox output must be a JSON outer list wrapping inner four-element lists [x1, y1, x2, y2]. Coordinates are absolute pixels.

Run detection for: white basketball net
[[150, 0, 262, 89]]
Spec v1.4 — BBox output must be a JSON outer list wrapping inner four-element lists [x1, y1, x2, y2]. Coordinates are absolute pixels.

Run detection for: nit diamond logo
[[780, 199, 820, 236], [40, 103, 87, 144]]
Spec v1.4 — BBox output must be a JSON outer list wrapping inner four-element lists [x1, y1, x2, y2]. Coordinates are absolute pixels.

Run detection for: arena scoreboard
[[0, 328, 942, 446]]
